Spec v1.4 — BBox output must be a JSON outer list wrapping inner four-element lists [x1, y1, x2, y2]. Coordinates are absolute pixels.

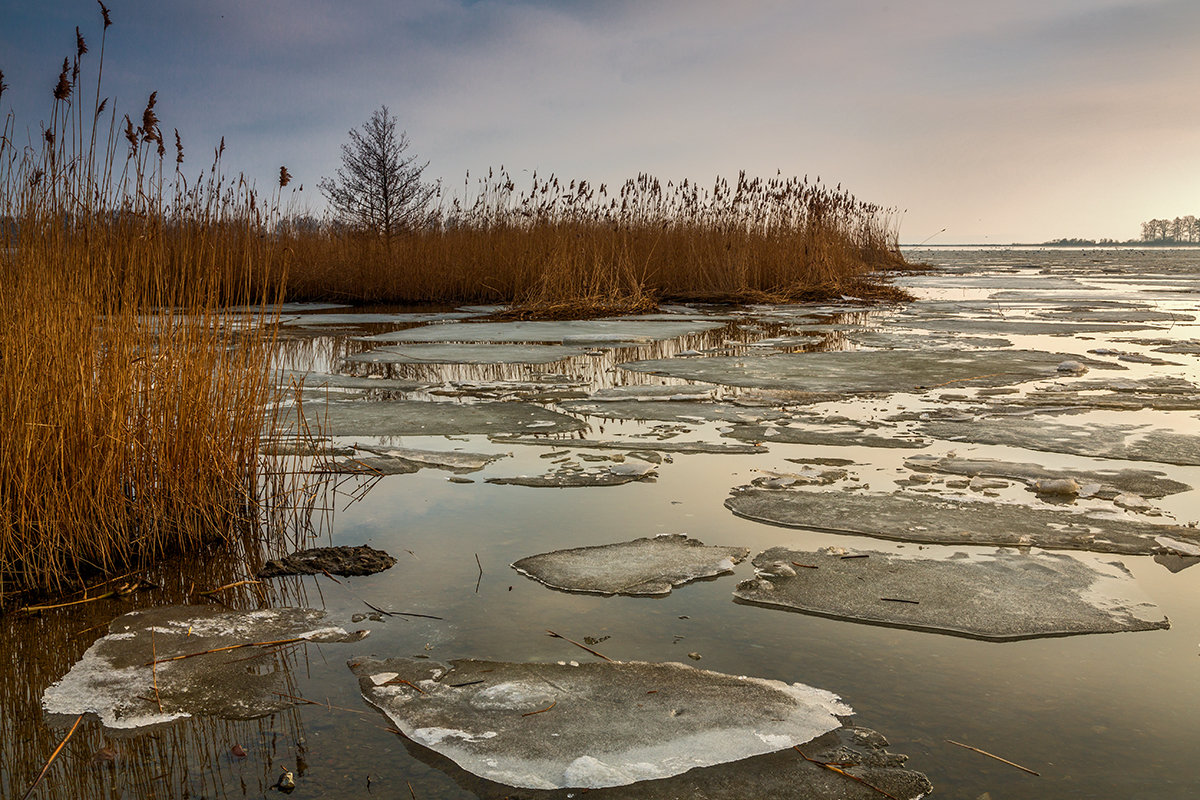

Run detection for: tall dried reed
[[275, 168, 908, 316], [0, 10, 300, 606]]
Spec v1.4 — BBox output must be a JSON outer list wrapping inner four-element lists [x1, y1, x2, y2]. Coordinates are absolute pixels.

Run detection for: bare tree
[[319, 106, 436, 238]]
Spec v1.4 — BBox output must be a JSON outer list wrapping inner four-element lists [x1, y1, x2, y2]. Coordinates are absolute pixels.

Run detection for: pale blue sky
[[3, 0, 1198, 242]]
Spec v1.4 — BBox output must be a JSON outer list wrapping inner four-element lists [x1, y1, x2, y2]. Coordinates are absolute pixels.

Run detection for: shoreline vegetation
[[0, 9, 908, 607]]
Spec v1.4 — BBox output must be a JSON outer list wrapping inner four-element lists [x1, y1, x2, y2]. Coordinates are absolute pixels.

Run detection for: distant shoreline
[[901, 242, 1200, 249]]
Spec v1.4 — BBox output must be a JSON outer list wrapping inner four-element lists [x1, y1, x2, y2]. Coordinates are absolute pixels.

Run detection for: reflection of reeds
[[278, 169, 908, 314], [0, 9, 311, 605], [0, 545, 312, 800]]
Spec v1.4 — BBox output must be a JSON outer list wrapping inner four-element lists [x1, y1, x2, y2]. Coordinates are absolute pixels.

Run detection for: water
[[3, 248, 1199, 799]]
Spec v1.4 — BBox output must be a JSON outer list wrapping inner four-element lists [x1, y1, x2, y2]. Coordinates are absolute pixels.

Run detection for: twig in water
[[144, 636, 309, 666], [19, 581, 142, 612], [408, 781, 417, 799], [383, 678, 426, 694], [793, 746, 900, 800], [521, 700, 557, 717], [474, 553, 483, 593], [946, 739, 1041, 776], [840, 554, 869, 560], [546, 630, 613, 662], [449, 679, 486, 688], [880, 597, 920, 604], [197, 579, 263, 596], [791, 561, 819, 569], [20, 714, 83, 800], [269, 691, 377, 718]]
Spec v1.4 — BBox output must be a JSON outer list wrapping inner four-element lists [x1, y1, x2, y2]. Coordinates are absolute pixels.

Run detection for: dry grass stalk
[[0, 9, 314, 609]]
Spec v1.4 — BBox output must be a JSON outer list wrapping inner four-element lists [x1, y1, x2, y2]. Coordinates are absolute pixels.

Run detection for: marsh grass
[[276, 169, 910, 316], [0, 12, 308, 607]]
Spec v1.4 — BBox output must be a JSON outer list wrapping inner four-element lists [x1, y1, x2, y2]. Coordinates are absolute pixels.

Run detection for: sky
[[2, 0, 1199, 243]]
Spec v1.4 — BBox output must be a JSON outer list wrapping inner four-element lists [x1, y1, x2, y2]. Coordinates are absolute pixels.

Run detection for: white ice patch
[[412, 727, 498, 746], [42, 649, 188, 729], [1156, 535, 1200, 556], [470, 682, 555, 711], [371, 672, 399, 686]]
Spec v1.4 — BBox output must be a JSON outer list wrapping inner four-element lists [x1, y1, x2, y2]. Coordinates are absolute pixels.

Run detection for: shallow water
[[4, 248, 1200, 799]]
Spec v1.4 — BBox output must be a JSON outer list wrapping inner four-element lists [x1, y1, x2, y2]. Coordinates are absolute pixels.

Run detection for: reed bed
[[276, 168, 910, 316], [0, 12, 304, 607]]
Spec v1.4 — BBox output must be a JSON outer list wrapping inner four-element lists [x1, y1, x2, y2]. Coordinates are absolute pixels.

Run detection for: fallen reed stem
[[945, 739, 1041, 776], [546, 629, 613, 662], [20, 714, 84, 800]]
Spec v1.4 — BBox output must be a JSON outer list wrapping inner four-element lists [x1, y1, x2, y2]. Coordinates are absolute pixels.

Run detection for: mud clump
[[259, 545, 397, 578]]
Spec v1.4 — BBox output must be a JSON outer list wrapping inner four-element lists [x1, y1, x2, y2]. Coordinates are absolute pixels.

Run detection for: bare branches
[[319, 105, 436, 239]]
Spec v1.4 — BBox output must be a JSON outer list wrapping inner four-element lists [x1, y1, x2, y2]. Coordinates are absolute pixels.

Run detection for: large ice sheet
[[622, 349, 1116, 394], [43, 607, 365, 728], [735, 547, 1168, 640], [922, 417, 1200, 466], [725, 488, 1200, 555], [512, 534, 748, 595], [350, 657, 851, 790]]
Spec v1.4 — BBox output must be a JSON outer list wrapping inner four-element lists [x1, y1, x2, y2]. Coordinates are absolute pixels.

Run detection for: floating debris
[[258, 545, 397, 578]]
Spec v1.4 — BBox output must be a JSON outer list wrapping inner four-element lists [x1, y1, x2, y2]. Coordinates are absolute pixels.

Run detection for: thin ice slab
[[735, 547, 1168, 640], [561, 399, 788, 424], [622, 349, 1115, 394], [490, 436, 765, 455], [345, 343, 588, 365], [723, 422, 927, 449], [904, 455, 1191, 498], [288, 397, 585, 437], [488, 462, 656, 488], [357, 445, 507, 473], [512, 534, 748, 595], [361, 319, 725, 344], [43, 607, 365, 728], [350, 657, 850, 790], [922, 418, 1200, 466], [725, 489, 1200, 555]]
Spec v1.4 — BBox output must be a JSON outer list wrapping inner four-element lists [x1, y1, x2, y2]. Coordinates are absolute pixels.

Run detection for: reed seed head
[[98, 0, 112, 28], [279, 166, 292, 188], [53, 58, 71, 100], [142, 92, 159, 139], [76, 26, 88, 57]]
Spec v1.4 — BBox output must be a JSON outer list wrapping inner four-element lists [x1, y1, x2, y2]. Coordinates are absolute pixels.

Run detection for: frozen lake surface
[[4, 248, 1200, 799]]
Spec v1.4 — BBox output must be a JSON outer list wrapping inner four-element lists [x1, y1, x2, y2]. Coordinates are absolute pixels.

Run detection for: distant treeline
[[1038, 215, 1200, 247], [1140, 215, 1200, 243]]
